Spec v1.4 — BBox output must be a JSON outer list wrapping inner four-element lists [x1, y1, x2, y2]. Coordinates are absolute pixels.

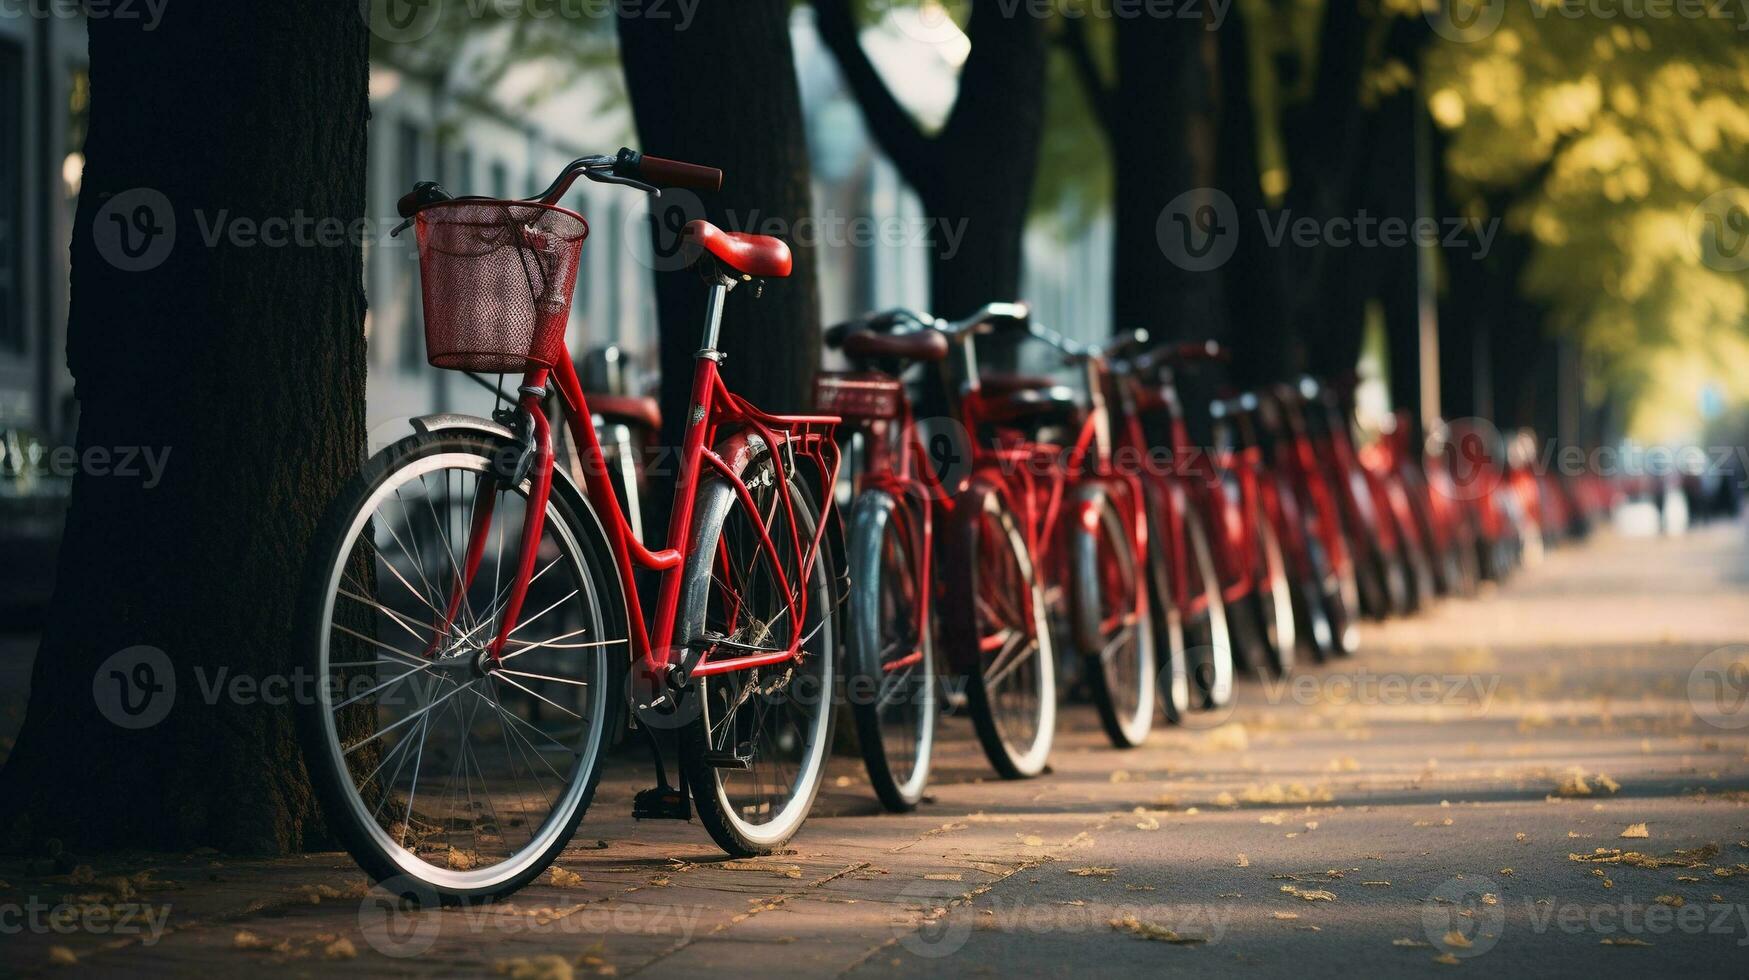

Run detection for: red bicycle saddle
[[683, 220, 792, 279]]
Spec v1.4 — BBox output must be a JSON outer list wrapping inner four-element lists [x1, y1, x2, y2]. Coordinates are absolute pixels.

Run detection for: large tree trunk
[[0, 7, 369, 853], [815, 0, 1047, 321], [617, 0, 822, 460], [1063, 14, 1226, 343], [1214, 8, 1297, 387]]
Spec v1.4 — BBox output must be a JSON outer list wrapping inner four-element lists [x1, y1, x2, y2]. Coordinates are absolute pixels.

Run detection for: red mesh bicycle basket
[[414, 201, 588, 373]]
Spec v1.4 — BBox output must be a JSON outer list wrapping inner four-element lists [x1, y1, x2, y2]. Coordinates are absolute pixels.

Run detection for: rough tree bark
[[814, 0, 1048, 320], [1060, 13, 1225, 343], [617, 0, 822, 459], [0, 6, 369, 852]]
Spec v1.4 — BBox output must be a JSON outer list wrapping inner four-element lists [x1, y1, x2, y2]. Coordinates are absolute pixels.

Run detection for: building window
[[489, 161, 509, 200], [0, 40, 23, 355]]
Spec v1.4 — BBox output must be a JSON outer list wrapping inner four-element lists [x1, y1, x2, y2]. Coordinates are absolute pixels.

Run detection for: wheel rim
[[1186, 511, 1234, 708], [1253, 510, 1296, 670], [697, 469, 834, 846], [853, 496, 935, 802], [973, 496, 1055, 773], [1080, 494, 1154, 744], [316, 453, 613, 891]]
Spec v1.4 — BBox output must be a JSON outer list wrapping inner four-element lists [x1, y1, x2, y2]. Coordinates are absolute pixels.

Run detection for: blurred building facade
[[0, 10, 1109, 454]]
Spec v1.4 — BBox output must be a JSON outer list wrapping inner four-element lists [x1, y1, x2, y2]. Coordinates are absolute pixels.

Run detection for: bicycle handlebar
[[616, 149, 723, 192]]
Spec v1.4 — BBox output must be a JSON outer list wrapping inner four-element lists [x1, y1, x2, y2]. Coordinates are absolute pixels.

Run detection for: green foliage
[[1421, 3, 1749, 439]]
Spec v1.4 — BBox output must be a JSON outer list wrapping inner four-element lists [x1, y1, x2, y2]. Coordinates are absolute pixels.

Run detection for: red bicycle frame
[[435, 270, 840, 692]]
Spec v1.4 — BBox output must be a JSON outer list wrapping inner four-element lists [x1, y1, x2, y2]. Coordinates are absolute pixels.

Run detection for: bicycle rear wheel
[[846, 489, 937, 811], [296, 431, 621, 904], [677, 447, 836, 856]]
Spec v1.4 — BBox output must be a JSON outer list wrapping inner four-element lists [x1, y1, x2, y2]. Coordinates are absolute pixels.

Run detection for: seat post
[[700, 273, 736, 355]]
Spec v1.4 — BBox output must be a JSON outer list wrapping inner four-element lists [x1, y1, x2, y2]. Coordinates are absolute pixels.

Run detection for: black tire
[[846, 489, 936, 812], [1248, 501, 1298, 676], [1071, 483, 1157, 749], [1181, 504, 1234, 710], [1141, 483, 1193, 725], [296, 430, 623, 905], [677, 448, 836, 856], [950, 484, 1056, 778]]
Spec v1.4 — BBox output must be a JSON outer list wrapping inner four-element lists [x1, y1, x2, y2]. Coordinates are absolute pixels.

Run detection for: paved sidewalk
[[4, 522, 1748, 978]]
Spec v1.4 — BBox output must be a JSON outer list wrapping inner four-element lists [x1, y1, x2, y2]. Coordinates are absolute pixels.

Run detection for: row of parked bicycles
[[293, 150, 1612, 904]]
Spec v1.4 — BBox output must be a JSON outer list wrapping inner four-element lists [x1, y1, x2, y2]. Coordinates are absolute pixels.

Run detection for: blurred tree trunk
[[1061, 13, 1226, 343], [1214, 6, 1296, 387], [0, 6, 369, 852], [618, 0, 822, 459], [814, 0, 1047, 321]]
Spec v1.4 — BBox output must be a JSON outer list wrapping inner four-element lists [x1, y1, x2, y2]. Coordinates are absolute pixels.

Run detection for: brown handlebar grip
[[396, 190, 422, 219], [1174, 340, 1229, 363], [636, 154, 724, 192]]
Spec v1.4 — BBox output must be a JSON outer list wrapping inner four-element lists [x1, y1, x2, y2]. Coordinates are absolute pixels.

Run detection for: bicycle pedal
[[702, 745, 754, 770], [632, 785, 692, 821]]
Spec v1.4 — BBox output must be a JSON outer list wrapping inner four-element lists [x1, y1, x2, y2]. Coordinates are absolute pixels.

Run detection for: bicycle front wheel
[[296, 431, 622, 904], [846, 488, 937, 812], [951, 484, 1057, 778], [1072, 483, 1156, 748]]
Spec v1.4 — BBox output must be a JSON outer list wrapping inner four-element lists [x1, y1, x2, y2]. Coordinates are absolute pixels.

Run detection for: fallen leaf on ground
[[1433, 952, 1461, 964], [324, 937, 357, 960], [1443, 930, 1472, 949], [48, 946, 77, 966], [549, 866, 585, 888], [721, 861, 803, 878], [1195, 725, 1249, 753], [1281, 885, 1337, 902], [233, 930, 290, 954], [1392, 938, 1431, 948], [1619, 824, 1649, 839], [1068, 866, 1117, 877], [1109, 914, 1206, 944], [1236, 853, 1250, 868], [1135, 816, 1160, 831], [1654, 895, 1684, 908], [925, 873, 962, 881], [1600, 937, 1652, 947], [494, 954, 575, 979], [1272, 911, 1300, 920]]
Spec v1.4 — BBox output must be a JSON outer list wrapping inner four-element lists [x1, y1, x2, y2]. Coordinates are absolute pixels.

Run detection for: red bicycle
[[297, 149, 842, 903], [817, 313, 951, 810]]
